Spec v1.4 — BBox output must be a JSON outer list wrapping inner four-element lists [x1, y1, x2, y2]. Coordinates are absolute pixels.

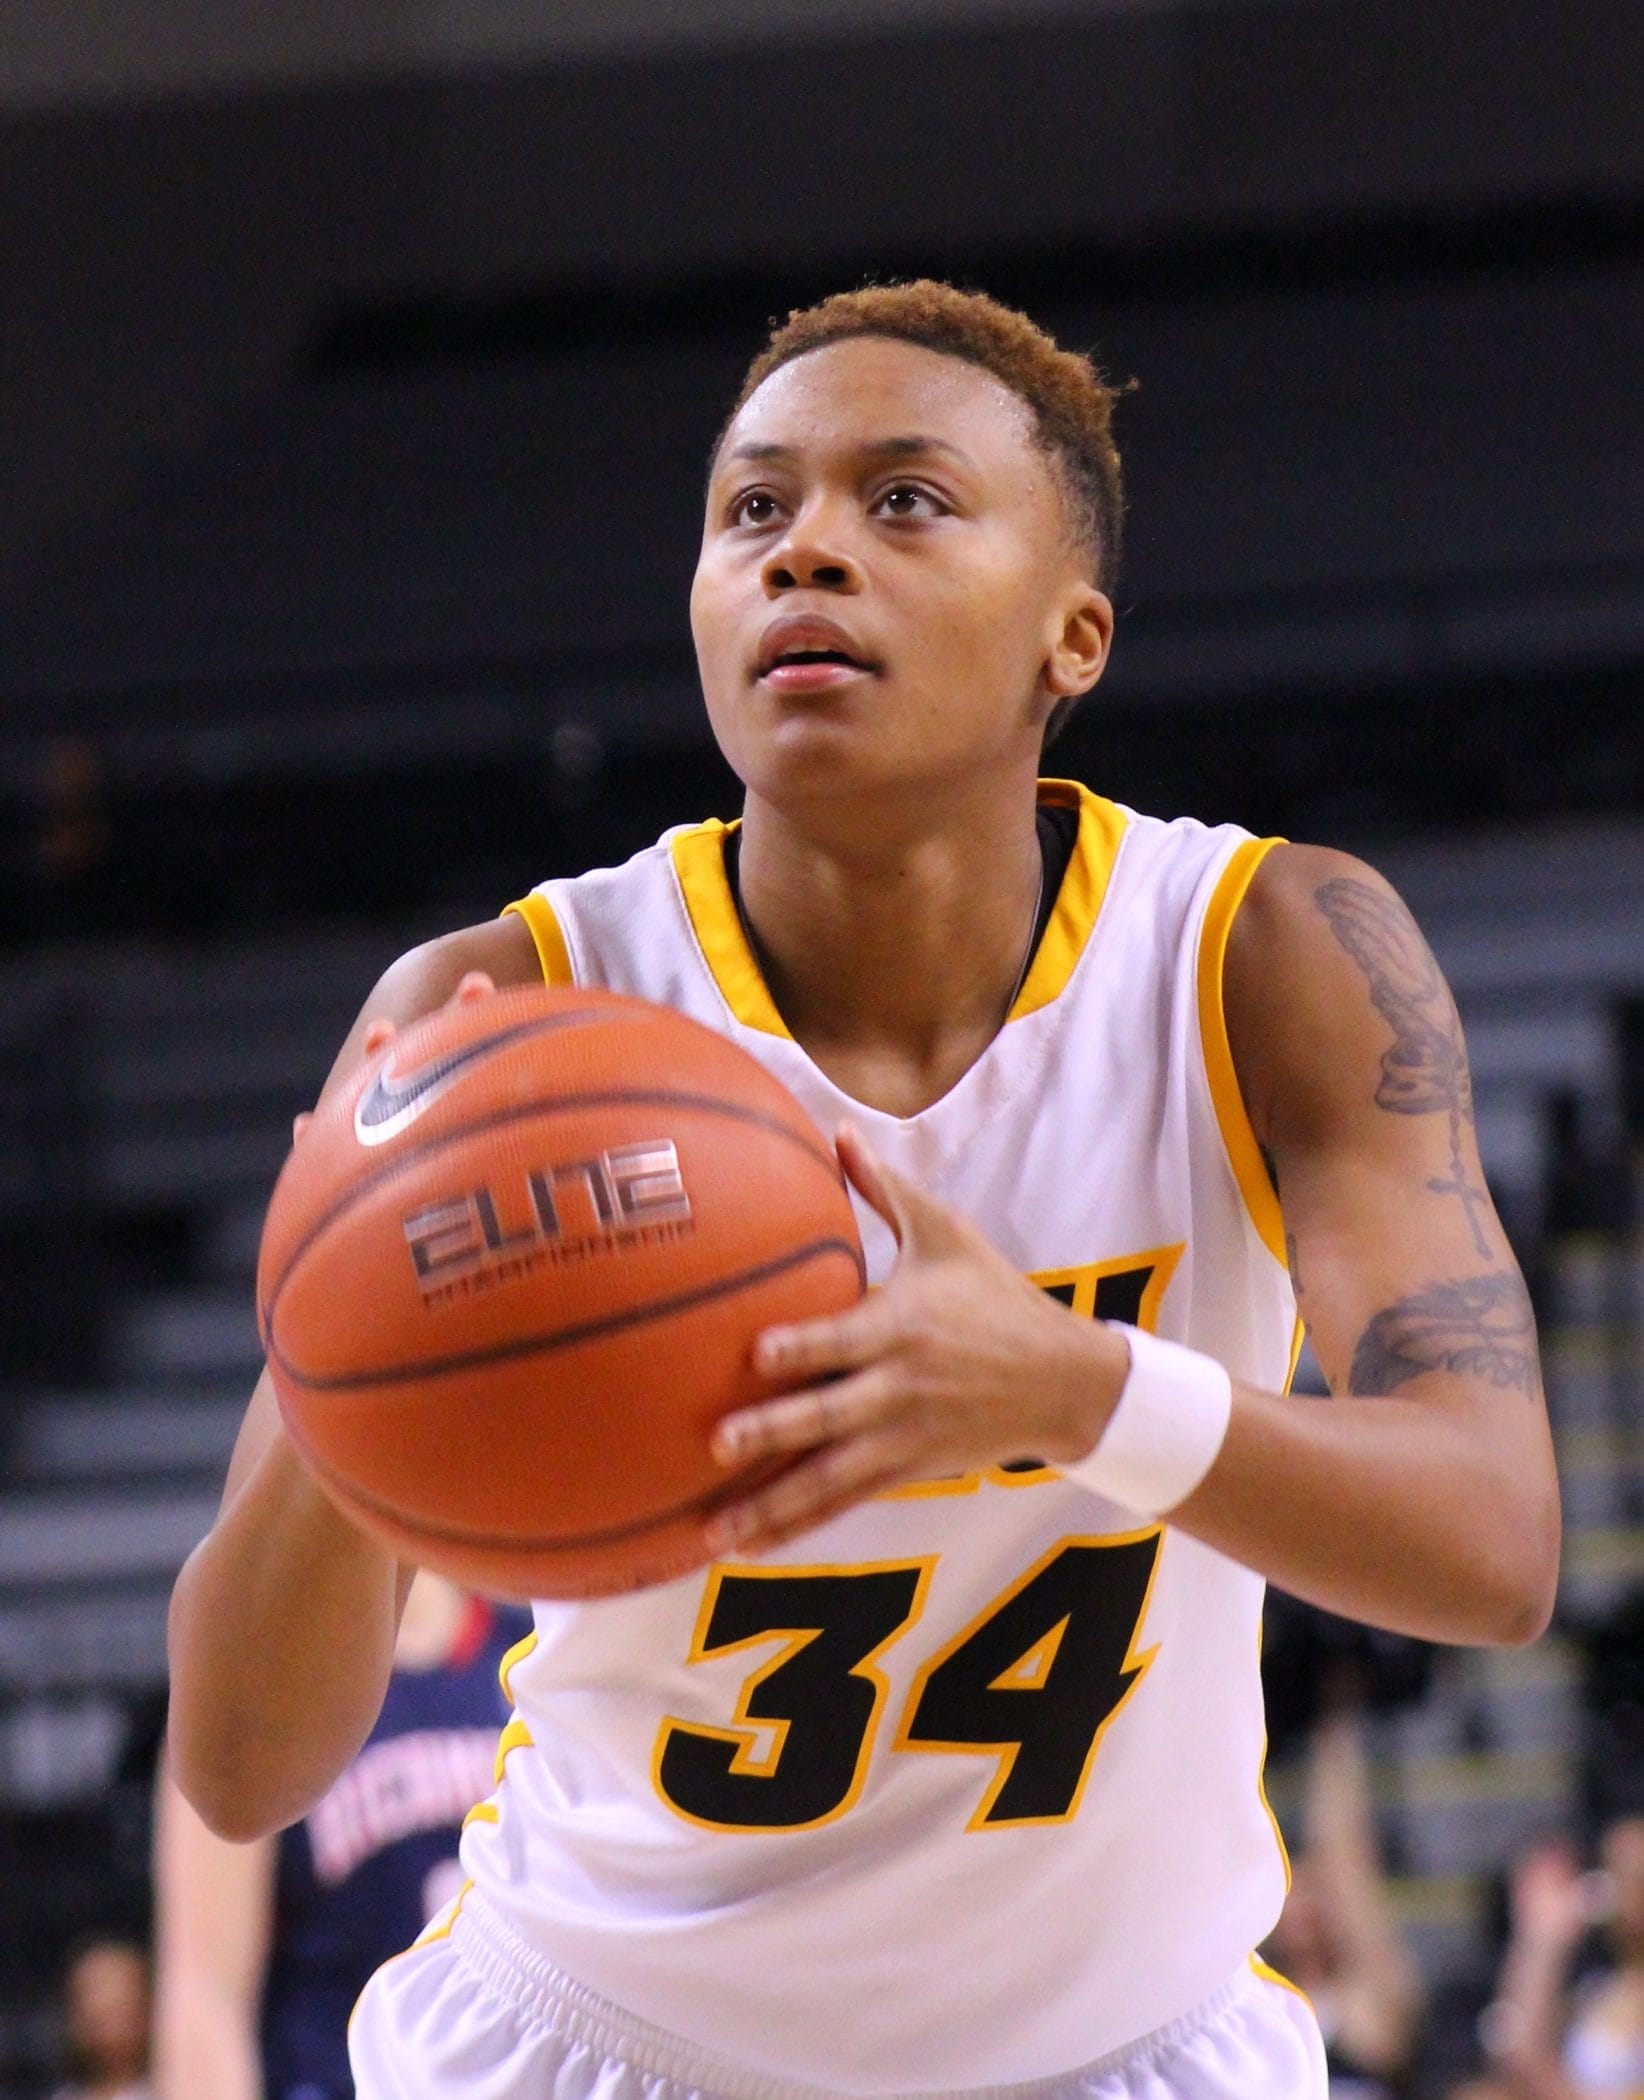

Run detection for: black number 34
[[653, 1531, 1162, 1834]]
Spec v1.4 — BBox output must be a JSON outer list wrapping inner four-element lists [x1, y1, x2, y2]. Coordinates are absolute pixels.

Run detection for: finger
[[753, 1289, 899, 1382], [291, 1109, 314, 1146], [835, 1123, 966, 1254], [706, 1437, 902, 1556], [833, 1121, 911, 1243], [713, 1366, 897, 1465]]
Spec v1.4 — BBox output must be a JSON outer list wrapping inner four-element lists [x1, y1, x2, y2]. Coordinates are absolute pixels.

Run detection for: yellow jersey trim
[[498, 1628, 539, 1701], [1253, 1613, 1294, 1895], [345, 1879, 474, 2049], [491, 1713, 534, 1786], [1285, 1313, 1307, 1394], [1008, 781, 1129, 1021], [670, 819, 792, 1039], [669, 782, 1128, 1040], [1196, 835, 1288, 1267], [503, 892, 575, 987], [1250, 1952, 1313, 2007]]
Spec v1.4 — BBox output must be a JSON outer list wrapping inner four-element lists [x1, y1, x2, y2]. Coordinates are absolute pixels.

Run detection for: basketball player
[[167, 283, 1561, 2099], [152, 1575, 521, 2100]]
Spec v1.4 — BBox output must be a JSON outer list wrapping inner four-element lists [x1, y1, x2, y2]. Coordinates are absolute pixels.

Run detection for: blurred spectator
[[1484, 1819, 1644, 2099], [152, 1574, 522, 2100], [1264, 1709, 1425, 2097], [33, 740, 109, 892], [48, 1937, 153, 2100]]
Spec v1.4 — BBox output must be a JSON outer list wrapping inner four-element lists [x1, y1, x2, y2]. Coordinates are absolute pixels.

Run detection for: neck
[[735, 769, 1046, 1113]]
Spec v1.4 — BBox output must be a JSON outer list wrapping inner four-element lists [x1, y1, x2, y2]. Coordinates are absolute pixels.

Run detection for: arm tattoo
[[1314, 876, 1492, 1257], [1348, 1271, 1541, 1401]]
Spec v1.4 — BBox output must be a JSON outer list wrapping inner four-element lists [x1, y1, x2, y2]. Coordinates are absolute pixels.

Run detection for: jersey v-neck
[[670, 780, 1129, 1045], [722, 797, 1077, 991]]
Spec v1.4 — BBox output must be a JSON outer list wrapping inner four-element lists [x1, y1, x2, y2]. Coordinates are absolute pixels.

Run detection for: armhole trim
[[1196, 836, 1287, 1268], [503, 893, 575, 987], [1283, 1314, 1306, 1395]]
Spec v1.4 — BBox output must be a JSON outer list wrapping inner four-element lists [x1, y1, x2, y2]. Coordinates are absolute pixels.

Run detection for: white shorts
[[349, 1888, 1326, 2100]]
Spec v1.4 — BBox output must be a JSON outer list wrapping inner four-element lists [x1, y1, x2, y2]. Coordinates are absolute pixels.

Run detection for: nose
[[761, 502, 863, 597]]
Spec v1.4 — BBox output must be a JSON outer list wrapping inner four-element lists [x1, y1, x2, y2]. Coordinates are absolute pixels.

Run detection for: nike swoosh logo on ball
[[353, 1010, 607, 1146]]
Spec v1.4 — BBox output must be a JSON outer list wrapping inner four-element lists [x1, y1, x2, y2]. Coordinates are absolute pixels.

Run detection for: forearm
[[1489, 1930, 1581, 2088], [167, 1433, 401, 1839], [154, 1979, 263, 2100], [1307, 1715, 1420, 1985], [1171, 1377, 1558, 1646]]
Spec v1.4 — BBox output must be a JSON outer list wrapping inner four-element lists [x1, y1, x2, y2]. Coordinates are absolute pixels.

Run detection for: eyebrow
[[722, 435, 978, 470]]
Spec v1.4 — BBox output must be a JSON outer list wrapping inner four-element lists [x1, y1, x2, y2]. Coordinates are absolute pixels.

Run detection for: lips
[[754, 615, 876, 683]]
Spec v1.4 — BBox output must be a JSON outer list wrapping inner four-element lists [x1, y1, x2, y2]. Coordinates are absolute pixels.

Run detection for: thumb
[[835, 1123, 955, 1253]]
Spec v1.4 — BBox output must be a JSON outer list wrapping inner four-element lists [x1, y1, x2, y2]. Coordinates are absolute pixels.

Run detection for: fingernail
[[756, 1332, 789, 1369], [712, 1423, 743, 1465]]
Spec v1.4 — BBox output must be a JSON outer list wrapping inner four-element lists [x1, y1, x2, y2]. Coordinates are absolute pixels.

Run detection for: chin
[[712, 706, 894, 796], [757, 727, 929, 804]]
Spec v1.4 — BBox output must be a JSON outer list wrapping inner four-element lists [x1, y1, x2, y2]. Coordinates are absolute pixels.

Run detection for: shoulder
[[1225, 840, 1435, 1001], [1221, 842, 1452, 1145]]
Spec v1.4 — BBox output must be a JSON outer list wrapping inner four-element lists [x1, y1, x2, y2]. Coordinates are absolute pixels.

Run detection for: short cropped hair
[[721, 280, 1127, 593]]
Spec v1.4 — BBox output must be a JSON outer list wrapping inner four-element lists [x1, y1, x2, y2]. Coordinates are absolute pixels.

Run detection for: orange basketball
[[257, 984, 864, 1598]]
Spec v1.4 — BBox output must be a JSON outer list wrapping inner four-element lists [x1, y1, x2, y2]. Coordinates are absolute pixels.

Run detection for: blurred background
[[1, 2, 1641, 2095]]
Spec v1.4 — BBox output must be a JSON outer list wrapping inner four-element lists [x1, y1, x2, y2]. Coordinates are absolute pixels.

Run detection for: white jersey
[[457, 780, 1300, 2093]]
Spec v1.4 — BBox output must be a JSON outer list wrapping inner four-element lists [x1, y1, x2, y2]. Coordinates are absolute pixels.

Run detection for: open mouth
[[767, 649, 864, 671], [757, 644, 877, 688], [754, 616, 878, 687], [759, 653, 872, 692]]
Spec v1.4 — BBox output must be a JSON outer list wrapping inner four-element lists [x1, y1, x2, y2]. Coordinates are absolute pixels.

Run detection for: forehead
[[720, 335, 1043, 473]]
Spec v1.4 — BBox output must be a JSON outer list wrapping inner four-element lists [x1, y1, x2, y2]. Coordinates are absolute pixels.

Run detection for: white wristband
[[1063, 1325, 1233, 1519]]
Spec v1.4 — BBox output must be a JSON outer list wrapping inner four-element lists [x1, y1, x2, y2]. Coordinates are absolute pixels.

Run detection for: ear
[[1044, 584, 1113, 701]]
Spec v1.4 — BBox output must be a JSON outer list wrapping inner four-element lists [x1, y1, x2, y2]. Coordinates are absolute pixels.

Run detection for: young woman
[[168, 283, 1560, 2100], [153, 1576, 518, 2100]]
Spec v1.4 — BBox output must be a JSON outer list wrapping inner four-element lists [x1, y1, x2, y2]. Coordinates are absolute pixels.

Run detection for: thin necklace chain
[[1004, 857, 1046, 1016]]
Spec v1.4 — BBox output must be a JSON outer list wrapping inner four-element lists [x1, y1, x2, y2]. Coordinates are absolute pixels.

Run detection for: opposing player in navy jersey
[[154, 1575, 520, 2100], [166, 282, 1559, 2099]]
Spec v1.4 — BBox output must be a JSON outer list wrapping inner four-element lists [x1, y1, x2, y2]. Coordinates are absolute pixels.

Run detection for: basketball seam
[[267, 1233, 866, 1390], [353, 1006, 632, 1142], [263, 1086, 847, 1311], [290, 1420, 771, 1555]]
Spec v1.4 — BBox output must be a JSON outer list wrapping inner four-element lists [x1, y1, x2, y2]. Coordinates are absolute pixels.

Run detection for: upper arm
[[217, 911, 544, 1514], [311, 910, 544, 1114], [1221, 842, 1543, 1410]]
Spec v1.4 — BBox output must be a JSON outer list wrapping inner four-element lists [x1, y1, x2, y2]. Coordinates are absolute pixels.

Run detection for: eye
[[873, 482, 947, 520], [728, 489, 784, 528]]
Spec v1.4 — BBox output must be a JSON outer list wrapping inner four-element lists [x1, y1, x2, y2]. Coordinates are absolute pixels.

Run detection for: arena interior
[[1, 3, 1642, 2095]]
